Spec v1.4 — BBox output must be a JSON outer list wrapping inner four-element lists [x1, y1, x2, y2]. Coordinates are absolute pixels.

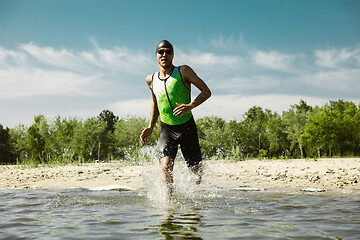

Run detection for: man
[[140, 40, 211, 194]]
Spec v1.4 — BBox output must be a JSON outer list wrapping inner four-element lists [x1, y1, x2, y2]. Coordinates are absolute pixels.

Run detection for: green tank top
[[152, 66, 192, 125]]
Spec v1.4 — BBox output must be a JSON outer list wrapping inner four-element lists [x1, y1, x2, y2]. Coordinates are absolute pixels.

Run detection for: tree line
[[0, 99, 359, 165]]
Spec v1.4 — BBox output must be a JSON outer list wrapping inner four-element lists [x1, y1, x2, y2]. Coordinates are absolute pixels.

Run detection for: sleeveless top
[[152, 66, 192, 125]]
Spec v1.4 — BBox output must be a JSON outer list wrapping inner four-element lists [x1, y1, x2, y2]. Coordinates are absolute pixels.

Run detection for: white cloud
[[315, 45, 360, 68], [108, 99, 150, 118], [210, 35, 239, 49], [0, 47, 28, 66], [92, 46, 152, 72], [195, 94, 332, 121], [211, 75, 281, 91], [252, 50, 296, 71], [310, 45, 360, 92], [0, 42, 154, 98], [0, 67, 97, 97], [176, 50, 241, 67], [5, 41, 358, 102], [20, 42, 81, 70], [309, 68, 360, 92]]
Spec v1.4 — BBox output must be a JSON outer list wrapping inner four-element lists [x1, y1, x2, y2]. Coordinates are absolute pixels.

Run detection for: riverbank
[[1, 158, 359, 191]]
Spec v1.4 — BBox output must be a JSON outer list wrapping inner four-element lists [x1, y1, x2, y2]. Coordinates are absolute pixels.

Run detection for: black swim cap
[[156, 40, 174, 52]]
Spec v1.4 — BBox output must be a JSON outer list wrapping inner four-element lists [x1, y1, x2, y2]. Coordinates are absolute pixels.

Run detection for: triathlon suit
[[152, 66, 202, 167]]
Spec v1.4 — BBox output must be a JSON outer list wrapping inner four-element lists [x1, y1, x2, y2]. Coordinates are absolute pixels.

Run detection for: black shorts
[[157, 116, 202, 167]]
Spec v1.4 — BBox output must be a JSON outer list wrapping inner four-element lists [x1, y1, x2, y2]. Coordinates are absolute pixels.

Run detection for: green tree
[[98, 110, 119, 133], [0, 124, 15, 164], [53, 116, 79, 159], [302, 99, 359, 157], [27, 115, 47, 161], [97, 110, 119, 160], [114, 117, 149, 158], [266, 112, 289, 158], [327, 100, 359, 156], [71, 117, 108, 161], [223, 120, 246, 160], [196, 116, 227, 158], [282, 100, 312, 158], [356, 103, 360, 155], [37, 115, 58, 160], [241, 106, 270, 158], [9, 124, 29, 162]]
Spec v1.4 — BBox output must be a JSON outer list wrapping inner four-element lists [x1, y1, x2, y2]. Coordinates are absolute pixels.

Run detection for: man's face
[[156, 48, 173, 68]]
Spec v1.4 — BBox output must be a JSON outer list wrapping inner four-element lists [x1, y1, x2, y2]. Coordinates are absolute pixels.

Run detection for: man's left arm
[[173, 65, 211, 117]]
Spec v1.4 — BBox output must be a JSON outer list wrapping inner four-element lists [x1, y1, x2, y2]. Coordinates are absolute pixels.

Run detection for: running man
[[140, 40, 211, 193]]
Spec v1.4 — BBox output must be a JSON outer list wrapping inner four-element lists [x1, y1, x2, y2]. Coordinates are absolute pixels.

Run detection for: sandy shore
[[1, 158, 359, 191]]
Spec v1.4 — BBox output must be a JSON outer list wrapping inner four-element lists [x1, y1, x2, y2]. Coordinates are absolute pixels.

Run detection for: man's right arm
[[148, 91, 159, 129], [140, 74, 159, 143]]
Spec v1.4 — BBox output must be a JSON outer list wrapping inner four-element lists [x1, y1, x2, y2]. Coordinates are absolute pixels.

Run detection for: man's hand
[[173, 103, 193, 117], [140, 127, 153, 143]]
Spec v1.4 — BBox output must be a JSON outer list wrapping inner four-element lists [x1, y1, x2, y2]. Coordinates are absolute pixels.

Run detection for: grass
[[13, 151, 153, 169]]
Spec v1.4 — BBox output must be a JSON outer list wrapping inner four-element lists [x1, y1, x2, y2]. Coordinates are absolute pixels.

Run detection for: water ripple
[[0, 188, 360, 239]]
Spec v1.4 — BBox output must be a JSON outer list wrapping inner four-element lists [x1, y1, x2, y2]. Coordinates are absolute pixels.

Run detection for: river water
[[1, 184, 360, 240]]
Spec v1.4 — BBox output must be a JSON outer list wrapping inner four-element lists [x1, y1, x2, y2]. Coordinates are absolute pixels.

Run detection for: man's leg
[[160, 156, 174, 186], [160, 156, 175, 198], [157, 122, 177, 194], [180, 117, 203, 184], [189, 162, 203, 185]]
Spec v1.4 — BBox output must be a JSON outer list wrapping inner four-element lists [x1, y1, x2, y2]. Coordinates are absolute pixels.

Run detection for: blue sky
[[1, 0, 360, 127]]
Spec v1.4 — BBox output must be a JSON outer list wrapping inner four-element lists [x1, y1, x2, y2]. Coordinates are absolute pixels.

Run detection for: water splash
[[142, 158, 203, 208]]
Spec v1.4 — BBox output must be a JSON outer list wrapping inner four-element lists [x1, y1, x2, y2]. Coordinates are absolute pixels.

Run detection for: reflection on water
[[148, 208, 203, 240]]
